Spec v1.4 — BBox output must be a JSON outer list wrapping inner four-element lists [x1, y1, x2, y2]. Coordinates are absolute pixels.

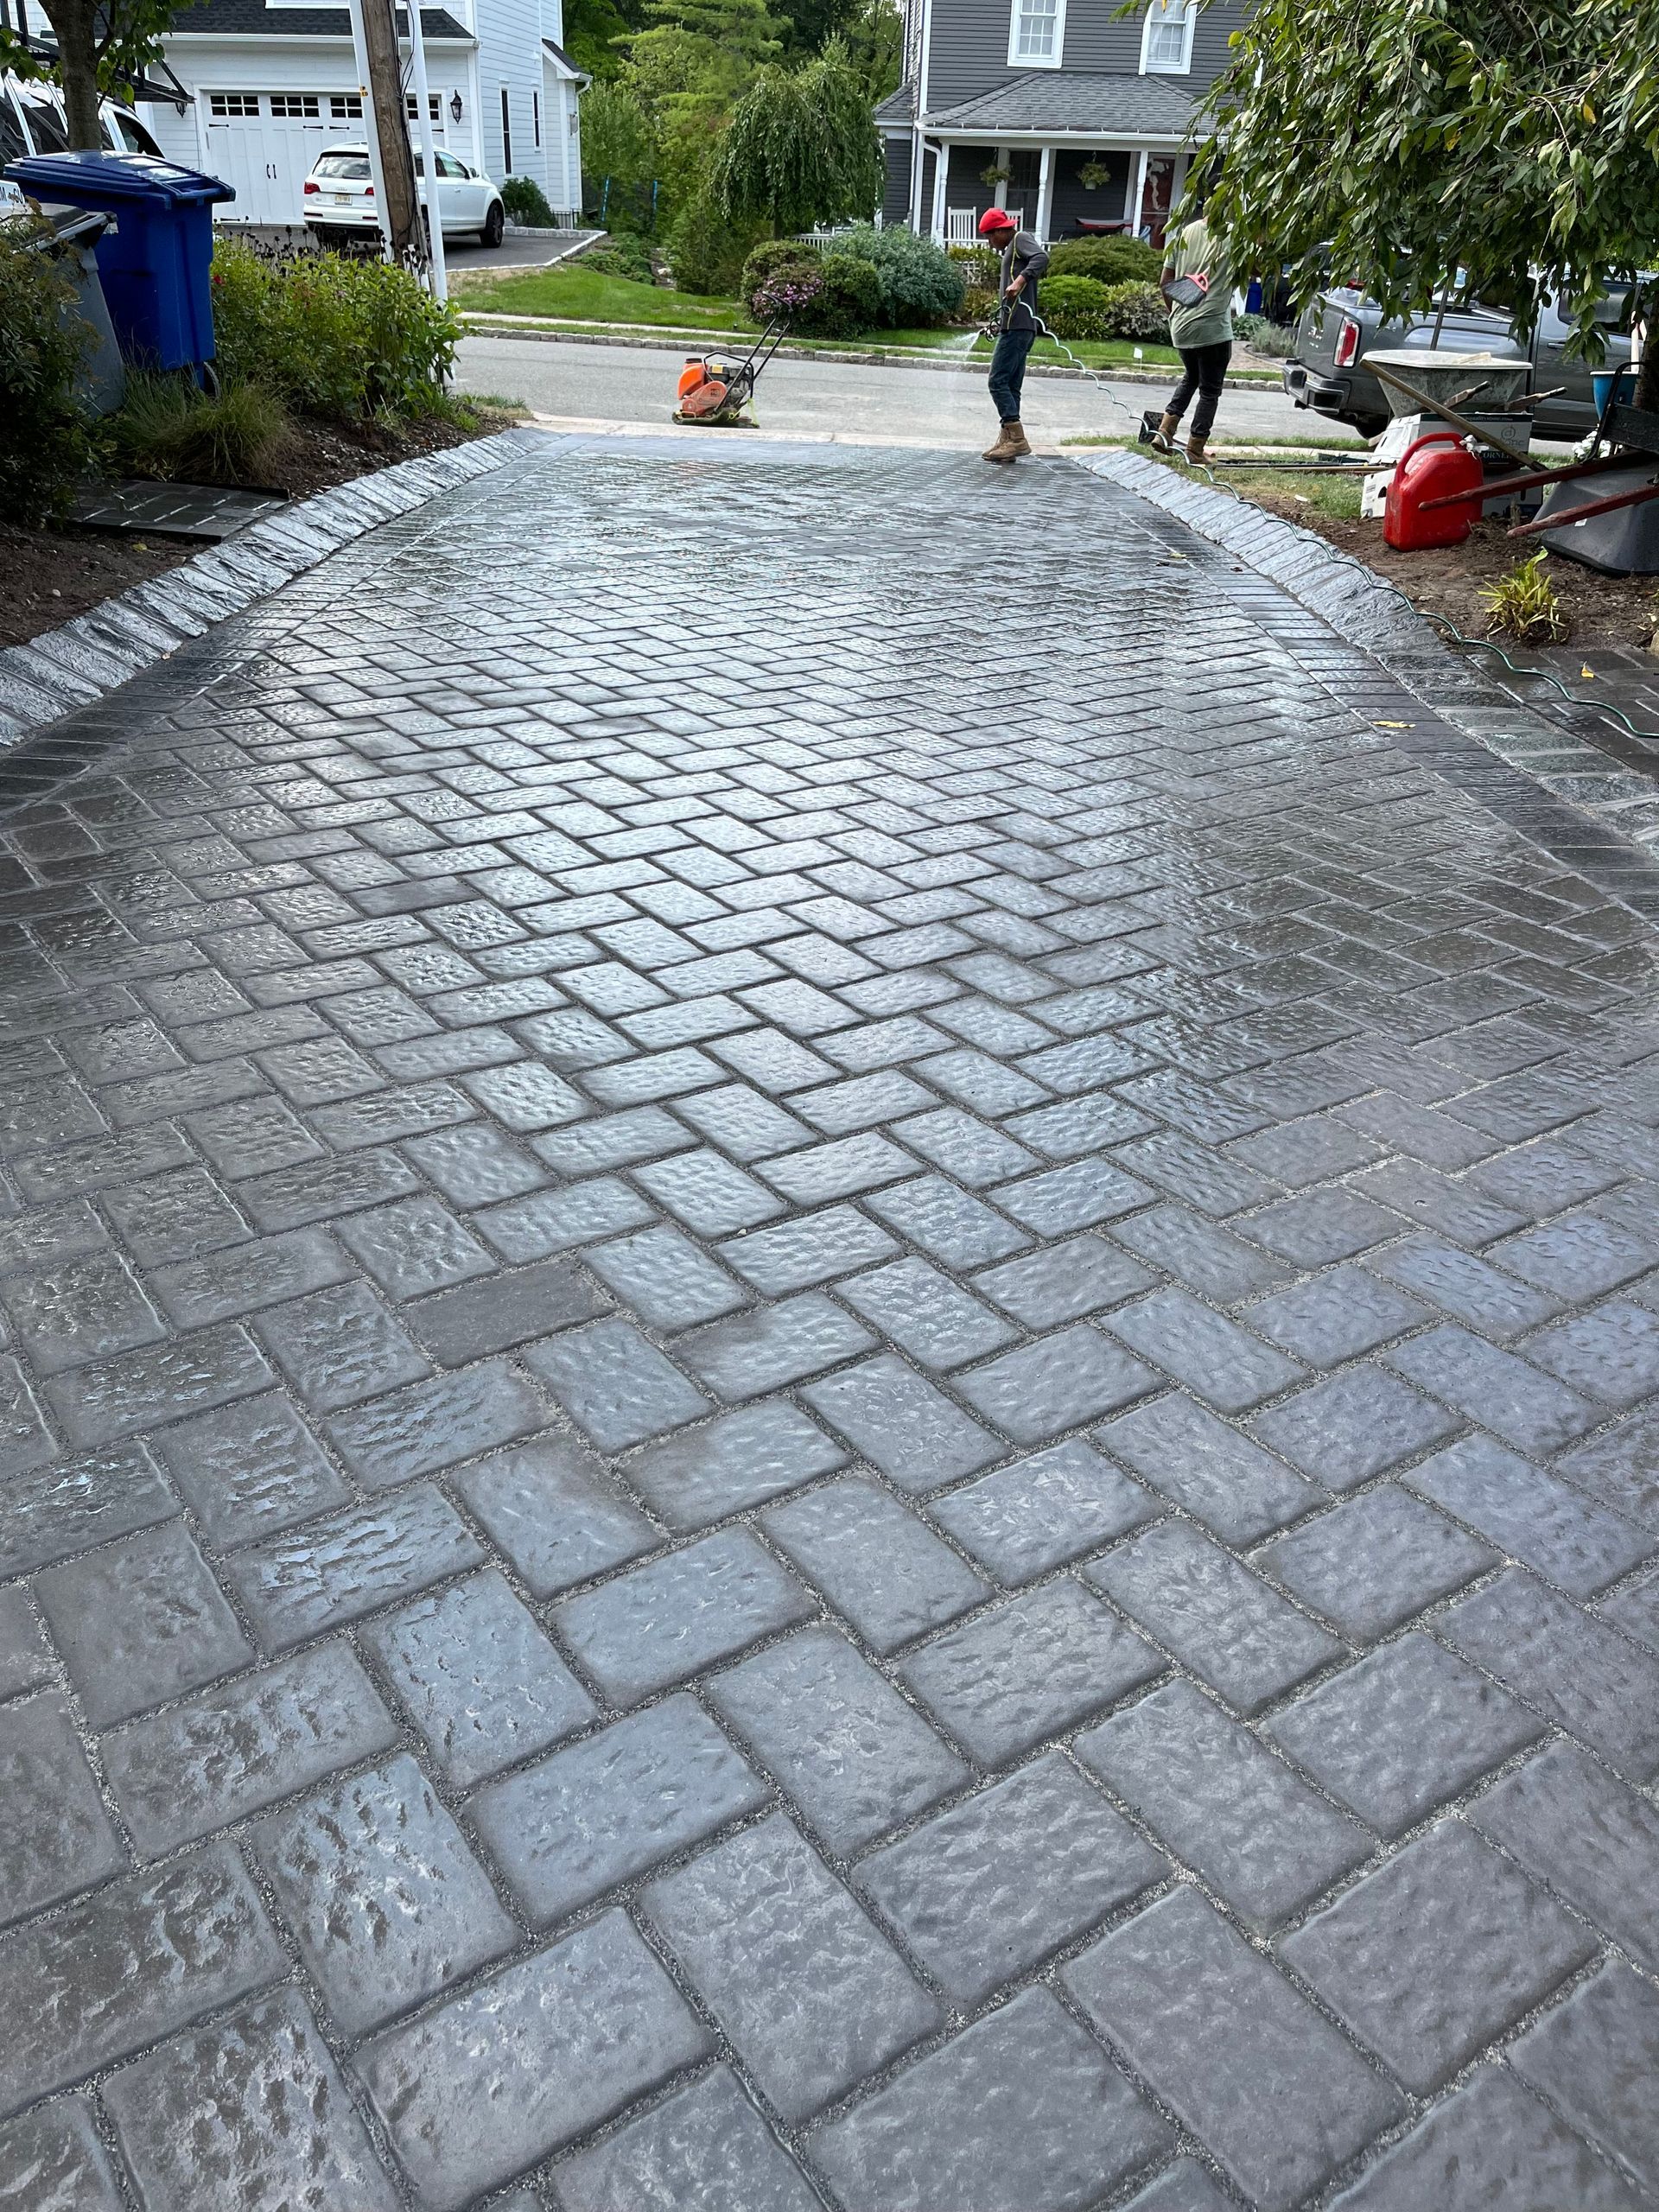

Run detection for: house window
[[208, 92, 260, 118], [1007, 0, 1064, 67], [1141, 0, 1195, 73], [500, 86, 512, 172], [533, 89, 540, 147], [269, 93, 320, 118], [405, 92, 441, 118], [330, 93, 363, 121]]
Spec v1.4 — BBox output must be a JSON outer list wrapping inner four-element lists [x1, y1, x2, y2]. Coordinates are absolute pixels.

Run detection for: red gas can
[[1384, 429, 1484, 550]]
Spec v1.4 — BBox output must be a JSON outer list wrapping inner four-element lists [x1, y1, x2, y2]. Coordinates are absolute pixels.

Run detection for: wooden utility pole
[[354, 0, 424, 267]]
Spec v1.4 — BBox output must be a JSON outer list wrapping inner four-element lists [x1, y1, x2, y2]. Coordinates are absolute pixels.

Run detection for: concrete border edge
[[0, 427, 539, 754]]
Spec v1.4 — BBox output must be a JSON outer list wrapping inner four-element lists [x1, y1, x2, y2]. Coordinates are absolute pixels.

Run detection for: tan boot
[[1004, 419, 1033, 457], [1185, 435, 1208, 465], [1150, 411, 1179, 453], [982, 421, 1019, 462]]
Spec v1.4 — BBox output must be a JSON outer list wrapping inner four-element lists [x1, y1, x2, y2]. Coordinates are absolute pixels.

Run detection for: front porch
[[877, 69, 1199, 251], [920, 137, 1187, 249]]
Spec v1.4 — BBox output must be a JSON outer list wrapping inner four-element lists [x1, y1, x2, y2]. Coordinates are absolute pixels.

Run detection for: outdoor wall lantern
[[449, 92, 463, 121]]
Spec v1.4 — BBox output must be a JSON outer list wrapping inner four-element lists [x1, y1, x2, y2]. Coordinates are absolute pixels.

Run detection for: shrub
[[1236, 310, 1297, 357], [582, 236, 655, 282], [961, 284, 998, 324], [1480, 550, 1570, 643], [1046, 235, 1160, 287], [1038, 273, 1111, 340], [105, 370, 287, 486], [788, 252, 881, 337], [501, 176, 556, 227], [665, 194, 765, 296], [740, 238, 820, 313], [1099, 280, 1171, 340], [947, 243, 999, 287], [0, 217, 92, 524], [830, 223, 964, 326], [211, 241, 461, 421]]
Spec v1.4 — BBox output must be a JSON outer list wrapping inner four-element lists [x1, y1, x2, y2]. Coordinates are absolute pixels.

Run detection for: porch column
[[1128, 149, 1147, 235], [930, 140, 948, 241], [1035, 144, 1054, 240]]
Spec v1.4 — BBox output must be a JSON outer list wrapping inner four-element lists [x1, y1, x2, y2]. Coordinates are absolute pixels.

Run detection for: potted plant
[[980, 162, 1012, 188], [1078, 159, 1116, 190]]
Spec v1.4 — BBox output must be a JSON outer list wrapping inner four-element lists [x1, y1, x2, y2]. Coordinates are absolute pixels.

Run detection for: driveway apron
[[1, 435, 1657, 2212]]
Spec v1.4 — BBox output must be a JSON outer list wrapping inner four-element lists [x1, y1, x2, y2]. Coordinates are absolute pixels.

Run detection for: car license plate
[[330, 193, 351, 206]]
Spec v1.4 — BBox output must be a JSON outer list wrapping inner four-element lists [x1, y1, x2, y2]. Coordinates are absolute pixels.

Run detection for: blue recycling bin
[[1, 152, 234, 374]]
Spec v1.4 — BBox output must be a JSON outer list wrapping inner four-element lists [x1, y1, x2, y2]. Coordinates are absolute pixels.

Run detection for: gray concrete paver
[[1, 434, 1657, 2205]]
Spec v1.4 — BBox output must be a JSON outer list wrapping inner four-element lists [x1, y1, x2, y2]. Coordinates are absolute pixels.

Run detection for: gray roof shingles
[[169, 0, 470, 38], [923, 70, 1198, 135]]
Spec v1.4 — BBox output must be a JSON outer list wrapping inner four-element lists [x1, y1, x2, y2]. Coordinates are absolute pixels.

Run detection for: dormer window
[[1141, 0, 1196, 72], [1008, 0, 1065, 69]]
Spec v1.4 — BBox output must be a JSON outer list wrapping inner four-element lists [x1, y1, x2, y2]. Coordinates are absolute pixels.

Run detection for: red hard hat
[[978, 209, 1017, 236]]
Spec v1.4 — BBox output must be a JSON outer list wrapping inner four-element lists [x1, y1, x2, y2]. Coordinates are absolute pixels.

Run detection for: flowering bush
[[740, 238, 821, 314], [753, 275, 823, 321]]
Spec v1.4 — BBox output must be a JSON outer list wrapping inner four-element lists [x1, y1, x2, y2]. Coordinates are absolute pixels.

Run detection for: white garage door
[[202, 92, 350, 225]]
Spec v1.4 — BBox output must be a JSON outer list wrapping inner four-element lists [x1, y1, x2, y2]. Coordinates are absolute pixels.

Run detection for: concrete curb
[[1078, 446, 1659, 859], [0, 430, 536, 754], [459, 318, 1286, 390]]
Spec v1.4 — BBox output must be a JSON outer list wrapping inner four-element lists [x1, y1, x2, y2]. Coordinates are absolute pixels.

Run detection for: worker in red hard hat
[[978, 207, 1049, 463]]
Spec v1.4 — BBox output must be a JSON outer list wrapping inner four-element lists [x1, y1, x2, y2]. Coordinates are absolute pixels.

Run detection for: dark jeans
[[1166, 339, 1232, 441], [989, 327, 1036, 422]]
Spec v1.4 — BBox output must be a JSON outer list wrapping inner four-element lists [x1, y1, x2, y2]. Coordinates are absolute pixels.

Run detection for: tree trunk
[[41, 0, 102, 149]]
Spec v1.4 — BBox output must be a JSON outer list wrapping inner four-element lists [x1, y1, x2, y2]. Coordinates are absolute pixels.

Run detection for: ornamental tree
[[1194, 0, 1659, 410], [712, 38, 883, 233]]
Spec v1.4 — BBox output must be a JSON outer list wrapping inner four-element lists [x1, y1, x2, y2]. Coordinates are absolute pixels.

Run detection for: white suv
[[302, 143, 505, 248]]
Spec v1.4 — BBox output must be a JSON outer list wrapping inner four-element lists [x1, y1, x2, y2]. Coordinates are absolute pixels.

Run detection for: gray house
[[877, 0, 1247, 248]]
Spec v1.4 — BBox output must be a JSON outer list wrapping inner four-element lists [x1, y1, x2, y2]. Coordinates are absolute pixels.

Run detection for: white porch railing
[[945, 206, 1027, 245]]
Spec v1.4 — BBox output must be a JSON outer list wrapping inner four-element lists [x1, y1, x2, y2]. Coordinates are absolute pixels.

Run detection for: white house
[[146, 0, 584, 227]]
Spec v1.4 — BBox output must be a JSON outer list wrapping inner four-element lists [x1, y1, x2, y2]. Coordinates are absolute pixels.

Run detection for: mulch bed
[[0, 409, 511, 653], [1245, 496, 1659, 650]]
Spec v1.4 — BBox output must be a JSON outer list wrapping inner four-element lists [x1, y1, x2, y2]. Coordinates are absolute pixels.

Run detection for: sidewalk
[[0, 432, 1656, 2211]]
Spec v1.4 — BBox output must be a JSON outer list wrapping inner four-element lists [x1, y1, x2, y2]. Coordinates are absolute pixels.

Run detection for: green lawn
[[454, 265, 1202, 368], [458, 265, 757, 331]]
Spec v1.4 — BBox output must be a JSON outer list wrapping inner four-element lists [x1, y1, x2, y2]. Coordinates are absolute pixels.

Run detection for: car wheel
[[481, 200, 505, 248]]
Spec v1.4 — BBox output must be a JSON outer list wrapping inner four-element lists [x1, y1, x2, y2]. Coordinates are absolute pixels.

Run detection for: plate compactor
[[673, 315, 790, 427]]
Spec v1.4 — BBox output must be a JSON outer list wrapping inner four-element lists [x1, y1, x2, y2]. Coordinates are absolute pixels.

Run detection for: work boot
[[1150, 411, 1179, 453], [1004, 420, 1032, 457], [982, 422, 1020, 462], [1185, 435, 1209, 465]]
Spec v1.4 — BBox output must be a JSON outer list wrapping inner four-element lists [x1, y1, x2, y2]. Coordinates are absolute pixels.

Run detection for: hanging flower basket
[[1078, 160, 1116, 190], [980, 162, 1012, 188]]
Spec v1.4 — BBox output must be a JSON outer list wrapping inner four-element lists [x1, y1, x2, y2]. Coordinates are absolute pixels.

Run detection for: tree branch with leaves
[[2, 0, 195, 150], [1192, 0, 1659, 410]]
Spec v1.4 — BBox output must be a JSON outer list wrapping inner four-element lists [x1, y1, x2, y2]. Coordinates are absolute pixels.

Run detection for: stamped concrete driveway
[[2, 434, 1659, 2212]]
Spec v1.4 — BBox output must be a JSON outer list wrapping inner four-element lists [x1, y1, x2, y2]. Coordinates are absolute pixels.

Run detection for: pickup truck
[[1282, 283, 1637, 442]]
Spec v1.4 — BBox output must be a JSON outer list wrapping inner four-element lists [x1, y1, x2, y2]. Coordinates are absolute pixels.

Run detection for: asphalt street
[[455, 332, 1360, 448]]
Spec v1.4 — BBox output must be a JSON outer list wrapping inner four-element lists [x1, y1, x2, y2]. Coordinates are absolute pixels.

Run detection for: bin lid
[[1, 152, 235, 208]]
